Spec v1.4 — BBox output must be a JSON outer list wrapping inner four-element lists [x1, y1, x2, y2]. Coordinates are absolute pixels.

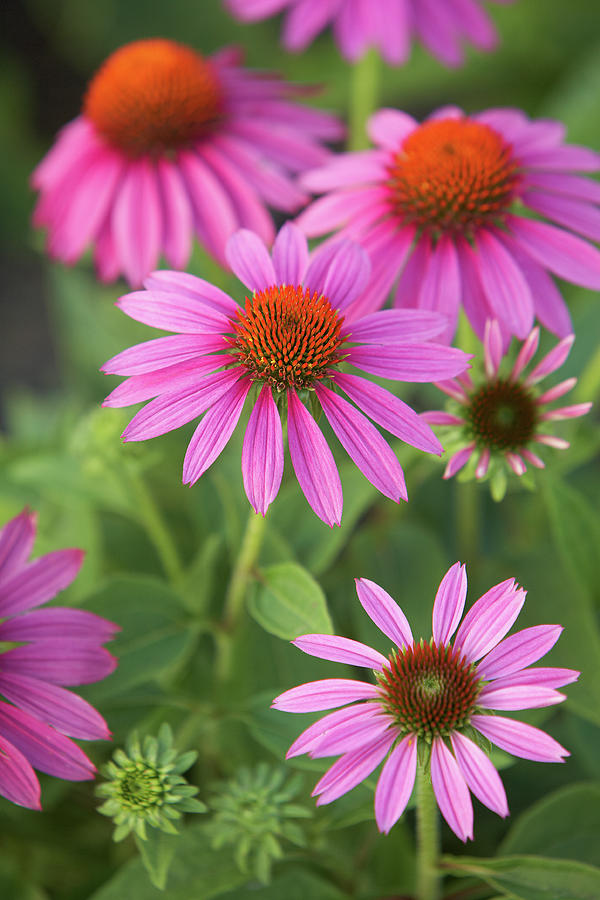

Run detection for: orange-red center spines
[[230, 284, 345, 391], [84, 39, 224, 157], [377, 641, 482, 737], [388, 118, 520, 235]]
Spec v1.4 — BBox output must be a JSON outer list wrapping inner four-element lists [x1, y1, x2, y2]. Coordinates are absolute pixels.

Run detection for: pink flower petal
[[313, 731, 396, 806], [104, 355, 225, 408], [486, 667, 579, 690], [179, 151, 237, 264], [431, 738, 473, 841], [242, 384, 284, 516], [271, 222, 309, 285], [310, 713, 395, 759], [0, 607, 118, 643], [454, 582, 525, 664], [272, 678, 380, 713], [355, 578, 413, 649], [307, 239, 371, 312], [471, 714, 569, 763], [0, 673, 109, 740], [286, 703, 382, 759], [484, 319, 503, 378], [300, 150, 387, 193], [116, 289, 230, 334], [367, 108, 417, 150], [102, 335, 225, 376], [1, 640, 117, 686], [477, 624, 563, 680], [0, 549, 84, 618], [0, 734, 41, 809], [348, 309, 448, 345], [474, 230, 534, 339], [112, 159, 161, 287], [478, 684, 565, 710], [226, 228, 277, 292], [155, 158, 193, 270], [508, 216, 600, 290], [347, 343, 470, 382], [418, 234, 461, 342], [450, 732, 508, 818], [525, 335, 574, 385], [374, 734, 417, 833], [432, 562, 467, 645], [143, 270, 238, 316], [0, 509, 36, 583], [523, 191, 600, 244], [511, 326, 540, 380], [182, 378, 251, 485], [293, 634, 388, 670], [443, 444, 476, 479]]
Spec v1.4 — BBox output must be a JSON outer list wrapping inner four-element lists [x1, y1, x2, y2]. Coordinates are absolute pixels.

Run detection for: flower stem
[[222, 509, 266, 632], [127, 466, 184, 586], [347, 49, 381, 151], [416, 761, 440, 900]]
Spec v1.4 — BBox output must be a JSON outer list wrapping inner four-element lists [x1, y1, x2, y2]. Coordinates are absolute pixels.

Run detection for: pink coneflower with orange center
[[31, 39, 342, 286], [102, 223, 470, 525], [298, 106, 600, 342], [423, 320, 592, 494], [225, 0, 514, 67], [273, 563, 578, 840]]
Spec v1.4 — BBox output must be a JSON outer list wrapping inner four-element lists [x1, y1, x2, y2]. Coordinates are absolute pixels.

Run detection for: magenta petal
[[355, 578, 413, 649], [484, 319, 503, 378], [310, 714, 396, 759], [315, 384, 407, 503], [477, 624, 563, 680], [347, 342, 470, 382], [478, 684, 565, 710], [312, 239, 371, 312], [418, 234, 461, 342], [112, 159, 161, 287], [179, 151, 237, 264], [454, 581, 525, 664], [0, 734, 41, 810], [0, 607, 118, 643], [287, 389, 343, 526], [116, 289, 230, 334], [471, 714, 569, 763], [272, 678, 380, 712], [374, 735, 417, 833], [508, 216, 600, 290], [0, 549, 84, 617], [1, 641, 117, 686], [443, 445, 476, 479], [432, 562, 467, 645], [313, 731, 396, 806], [271, 222, 309, 285], [474, 230, 533, 338], [143, 270, 239, 316], [226, 228, 277, 292], [102, 335, 224, 376], [450, 732, 508, 818], [293, 634, 388, 670], [286, 703, 382, 758], [0, 673, 109, 740], [242, 384, 284, 516], [156, 158, 193, 269], [105, 355, 225, 408], [431, 738, 473, 841], [348, 309, 448, 344], [0, 702, 95, 781], [0, 509, 36, 583], [367, 108, 417, 150], [182, 378, 251, 485], [486, 667, 579, 690], [526, 335, 574, 385]]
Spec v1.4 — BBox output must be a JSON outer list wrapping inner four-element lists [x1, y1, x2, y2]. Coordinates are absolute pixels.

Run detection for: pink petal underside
[[523, 191, 600, 244], [293, 633, 388, 670], [287, 389, 343, 527], [537, 377, 576, 405], [374, 734, 417, 833], [143, 270, 239, 316], [394, 234, 431, 309], [450, 732, 508, 818], [272, 678, 380, 713], [282, 0, 338, 52], [0, 607, 118, 643], [523, 172, 600, 204], [478, 683, 565, 710], [0, 549, 84, 618], [0, 672, 109, 740], [449, 0, 498, 48], [367, 108, 417, 150], [355, 578, 413, 649], [330, 0, 371, 61], [102, 335, 226, 376], [116, 289, 231, 334], [525, 335, 574, 385], [348, 309, 448, 344], [94, 219, 121, 283], [0, 509, 36, 584], [430, 738, 473, 841], [414, 1, 464, 67], [347, 342, 470, 382], [418, 234, 461, 343], [226, 118, 331, 174], [333, 372, 442, 455], [286, 703, 383, 759], [309, 711, 396, 760], [104, 354, 227, 409], [0, 640, 117, 686], [507, 215, 600, 290], [119, 368, 241, 441], [312, 731, 397, 806], [31, 116, 96, 190], [510, 326, 540, 380], [477, 624, 563, 680], [315, 384, 407, 503], [182, 378, 251, 485], [0, 733, 41, 809], [454, 236, 495, 342], [308, 239, 371, 312], [473, 229, 534, 339], [241, 384, 284, 516], [226, 228, 277, 292], [352, 223, 416, 321], [471, 714, 569, 763], [0, 702, 95, 781], [539, 402, 592, 422], [432, 562, 467, 645], [112, 159, 161, 287], [369, 0, 412, 65], [271, 221, 309, 285], [484, 319, 503, 378], [452, 578, 520, 662], [443, 445, 476, 479], [516, 144, 600, 172], [485, 667, 579, 690], [300, 150, 388, 193], [421, 411, 464, 426], [155, 158, 194, 270], [178, 150, 238, 264]]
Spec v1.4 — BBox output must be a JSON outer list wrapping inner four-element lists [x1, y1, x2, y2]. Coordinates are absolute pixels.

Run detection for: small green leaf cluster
[[96, 723, 206, 842], [207, 764, 312, 884]]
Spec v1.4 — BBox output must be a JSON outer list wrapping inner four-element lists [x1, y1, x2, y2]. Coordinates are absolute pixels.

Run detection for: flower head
[[102, 223, 470, 526], [0, 509, 118, 809], [273, 564, 578, 841], [96, 723, 206, 841], [298, 106, 600, 342], [225, 0, 512, 67], [424, 320, 592, 497], [31, 39, 342, 286]]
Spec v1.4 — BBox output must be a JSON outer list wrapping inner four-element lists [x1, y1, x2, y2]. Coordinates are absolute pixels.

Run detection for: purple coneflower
[[424, 319, 592, 491], [0, 509, 118, 809], [225, 0, 513, 67], [102, 223, 470, 526], [273, 563, 578, 840], [298, 106, 600, 341], [31, 39, 342, 286]]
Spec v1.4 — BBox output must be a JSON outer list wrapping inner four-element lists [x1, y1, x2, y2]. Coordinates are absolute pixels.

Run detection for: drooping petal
[[112, 159, 161, 287], [471, 714, 569, 763], [0, 607, 118, 643], [293, 634, 388, 670], [0, 640, 117, 686], [155, 157, 194, 270], [431, 738, 473, 841], [0, 509, 36, 583], [241, 384, 284, 516], [432, 562, 467, 645], [0, 549, 84, 618], [0, 734, 41, 810], [473, 230, 533, 339], [312, 731, 396, 806], [477, 624, 563, 680], [272, 678, 380, 713], [450, 732, 508, 818], [182, 378, 251, 485], [508, 216, 600, 290], [374, 735, 418, 833], [355, 578, 413, 649], [0, 673, 110, 740], [286, 703, 383, 758], [309, 712, 396, 759]]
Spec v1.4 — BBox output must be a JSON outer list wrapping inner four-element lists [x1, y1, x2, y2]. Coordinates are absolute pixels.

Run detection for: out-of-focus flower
[[298, 106, 600, 341], [31, 39, 342, 286], [102, 223, 470, 526], [96, 723, 206, 841], [0, 509, 118, 809], [274, 563, 578, 841], [207, 764, 311, 883], [225, 0, 513, 67], [423, 320, 592, 497]]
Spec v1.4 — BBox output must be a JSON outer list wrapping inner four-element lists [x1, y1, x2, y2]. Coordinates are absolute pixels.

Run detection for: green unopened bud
[[207, 764, 311, 884], [96, 723, 206, 842]]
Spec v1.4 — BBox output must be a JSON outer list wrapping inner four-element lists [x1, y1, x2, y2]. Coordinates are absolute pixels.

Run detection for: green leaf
[[541, 474, 600, 597], [134, 830, 178, 891], [500, 783, 600, 867], [248, 562, 334, 640], [217, 868, 347, 900], [442, 854, 600, 900]]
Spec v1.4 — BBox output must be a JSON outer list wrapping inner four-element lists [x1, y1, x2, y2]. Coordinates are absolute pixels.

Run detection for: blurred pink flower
[[103, 223, 470, 525], [31, 39, 342, 286], [273, 563, 577, 840], [0, 509, 118, 809], [225, 0, 514, 67], [298, 106, 600, 341], [424, 319, 592, 489]]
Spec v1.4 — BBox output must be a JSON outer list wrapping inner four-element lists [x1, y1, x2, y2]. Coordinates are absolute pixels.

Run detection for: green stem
[[456, 477, 480, 564], [222, 509, 267, 632], [347, 49, 381, 151], [127, 466, 185, 586], [416, 762, 441, 900]]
